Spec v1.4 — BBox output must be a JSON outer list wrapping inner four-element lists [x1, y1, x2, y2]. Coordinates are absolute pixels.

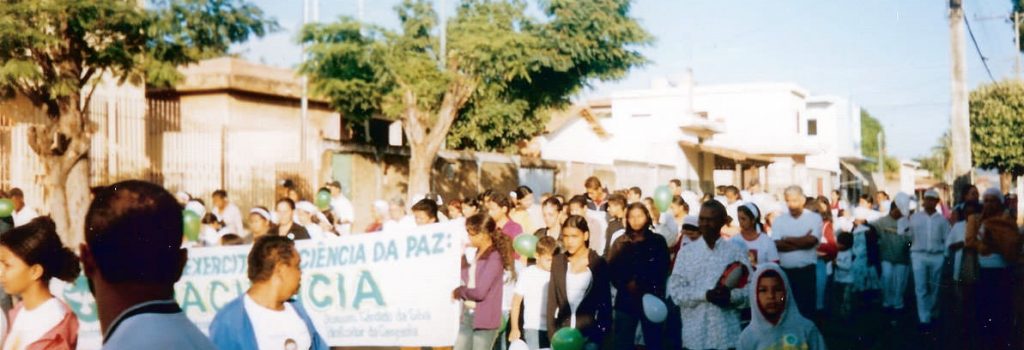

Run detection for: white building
[[806, 95, 866, 199], [693, 83, 818, 195], [540, 74, 771, 196]]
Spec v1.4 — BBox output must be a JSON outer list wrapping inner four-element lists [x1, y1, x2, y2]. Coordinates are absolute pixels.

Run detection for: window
[[807, 119, 818, 136]]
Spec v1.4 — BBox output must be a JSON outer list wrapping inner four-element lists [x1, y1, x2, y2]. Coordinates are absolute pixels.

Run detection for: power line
[[964, 14, 997, 83]]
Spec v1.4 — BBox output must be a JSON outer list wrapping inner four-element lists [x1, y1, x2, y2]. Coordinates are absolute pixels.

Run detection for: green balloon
[[653, 185, 672, 213], [0, 198, 12, 218], [513, 234, 539, 258], [551, 327, 585, 350], [315, 190, 332, 210], [183, 210, 201, 242]]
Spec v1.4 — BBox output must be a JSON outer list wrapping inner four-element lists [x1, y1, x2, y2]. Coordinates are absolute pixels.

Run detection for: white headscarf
[[739, 263, 828, 350]]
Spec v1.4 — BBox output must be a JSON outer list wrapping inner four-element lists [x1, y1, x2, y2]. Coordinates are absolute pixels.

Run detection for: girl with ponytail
[[0, 216, 80, 350], [453, 214, 516, 350]]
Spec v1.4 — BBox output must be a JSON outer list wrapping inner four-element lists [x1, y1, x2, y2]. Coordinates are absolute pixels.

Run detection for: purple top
[[457, 248, 504, 330], [502, 220, 524, 259]]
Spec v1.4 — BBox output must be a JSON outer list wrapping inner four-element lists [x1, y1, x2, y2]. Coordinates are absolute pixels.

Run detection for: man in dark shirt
[[603, 194, 627, 256]]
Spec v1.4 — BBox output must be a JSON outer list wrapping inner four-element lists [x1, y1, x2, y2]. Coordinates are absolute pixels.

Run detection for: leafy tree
[[915, 130, 952, 182], [0, 0, 276, 245], [300, 0, 651, 198], [969, 80, 1024, 191], [860, 108, 898, 174]]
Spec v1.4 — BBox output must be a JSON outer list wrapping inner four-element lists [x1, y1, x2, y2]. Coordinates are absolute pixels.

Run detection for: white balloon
[[642, 293, 668, 323], [509, 339, 529, 350]]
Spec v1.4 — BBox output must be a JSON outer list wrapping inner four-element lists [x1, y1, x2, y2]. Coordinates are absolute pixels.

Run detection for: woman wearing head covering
[[730, 203, 779, 270], [739, 263, 827, 350]]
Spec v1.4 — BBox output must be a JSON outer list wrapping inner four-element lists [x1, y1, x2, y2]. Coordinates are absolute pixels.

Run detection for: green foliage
[[146, 0, 279, 88], [969, 80, 1024, 177], [915, 130, 952, 181], [859, 109, 898, 174], [301, 0, 651, 152], [0, 0, 277, 110]]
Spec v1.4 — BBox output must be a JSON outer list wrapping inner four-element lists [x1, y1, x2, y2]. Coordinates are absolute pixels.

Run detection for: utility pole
[[877, 130, 885, 190], [301, 0, 310, 164], [1016, 11, 1021, 80], [439, 0, 447, 69], [300, 0, 319, 164], [950, 0, 973, 203]]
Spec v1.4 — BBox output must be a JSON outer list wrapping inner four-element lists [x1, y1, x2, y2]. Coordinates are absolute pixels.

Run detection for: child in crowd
[[0, 217, 81, 350], [833, 231, 854, 319], [739, 264, 827, 350], [508, 236, 557, 350]]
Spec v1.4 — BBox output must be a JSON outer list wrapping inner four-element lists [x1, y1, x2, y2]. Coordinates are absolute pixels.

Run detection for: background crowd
[[0, 174, 1020, 350]]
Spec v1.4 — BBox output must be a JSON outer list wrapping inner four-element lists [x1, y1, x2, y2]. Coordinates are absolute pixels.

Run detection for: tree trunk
[[999, 171, 1012, 194], [401, 77, 475, 203], [28, 99, 91, 248], [407, 142, 433, 203]]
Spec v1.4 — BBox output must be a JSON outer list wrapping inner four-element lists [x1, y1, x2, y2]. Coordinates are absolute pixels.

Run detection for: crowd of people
[[0, 175, 1021, 350]]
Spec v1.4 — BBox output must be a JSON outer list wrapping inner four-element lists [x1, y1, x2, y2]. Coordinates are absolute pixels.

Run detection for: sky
[[234, 0, 1020, 160]]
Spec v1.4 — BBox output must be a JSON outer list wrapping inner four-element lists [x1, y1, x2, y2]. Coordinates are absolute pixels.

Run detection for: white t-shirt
[[382, 216, 416, 232], [514, 266, 550, 331], [244, 296, 311, 350], [213, 203, 246, 237], [565, 268, 592, 328], [771, 210, 823, 269], [946, 221, 966, 281], [331, 195, 355, 235], [11, 207, 38, 227], [3, 298, 63, 350], [730, 233, 780, 269], [725, 200, 744, 228]]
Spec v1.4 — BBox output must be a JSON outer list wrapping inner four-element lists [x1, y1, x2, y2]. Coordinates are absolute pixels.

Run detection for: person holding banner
[[275, 198, 310, 240], [209, 236, 328, 350], [0, 217, 80, 350], [453, 214, 517, 350], [546, 215, 612, 348], [249, 207, 277, 241], [81, 180, 216, 349]]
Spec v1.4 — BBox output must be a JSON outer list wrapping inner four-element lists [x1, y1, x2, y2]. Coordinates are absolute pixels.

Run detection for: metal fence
[[0, 96, 289, 216]]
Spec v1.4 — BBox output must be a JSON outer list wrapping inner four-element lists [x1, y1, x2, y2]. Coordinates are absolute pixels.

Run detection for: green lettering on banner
[[353, 270, 384, 309], [309, 273, 333, 308], [336, 273, 346, 308], [209, 281, 231, 311], [181, 281, 206, 313], [406, 235, 431, 258], [374, 240, 398, 262]]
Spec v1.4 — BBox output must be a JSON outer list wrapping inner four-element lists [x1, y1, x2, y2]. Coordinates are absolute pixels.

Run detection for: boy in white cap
[[908, 189, 950, 330]]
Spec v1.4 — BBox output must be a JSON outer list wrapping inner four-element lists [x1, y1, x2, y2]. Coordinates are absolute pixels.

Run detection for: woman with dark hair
[[248, 206, 277, 241], [487, 193, 524, 241], [607, 203, 669, 349], [731, 203, 779, 270], [511, 186, 543, 235], [546, 215, 611, 348], [462, 197, 482, 219], [275, 198, 310, 240], [453, 214, 516, 350], [0, 217, 80, 350], [810, 197, 839, 314]]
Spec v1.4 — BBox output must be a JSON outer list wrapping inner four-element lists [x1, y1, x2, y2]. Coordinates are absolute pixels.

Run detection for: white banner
[[56, 221, 466, 349]]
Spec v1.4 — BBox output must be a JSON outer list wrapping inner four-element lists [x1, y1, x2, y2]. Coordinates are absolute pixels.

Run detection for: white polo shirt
[[909, 210, 950, 254], [771, 209, 823, 269]]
